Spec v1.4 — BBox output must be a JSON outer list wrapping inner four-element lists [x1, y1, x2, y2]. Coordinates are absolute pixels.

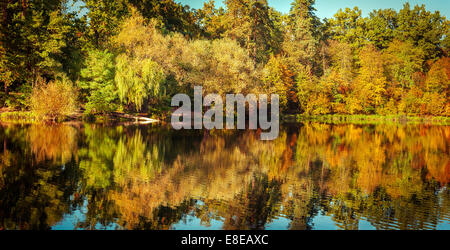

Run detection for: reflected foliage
[[0, 123, 449, 230]]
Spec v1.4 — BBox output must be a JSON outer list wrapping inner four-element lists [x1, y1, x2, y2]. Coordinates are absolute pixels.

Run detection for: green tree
[[186, 38, 259, 96], [0, 0, 23, 95], [0, 0, 71, 93], [366, 9, 397, 50], [79, 49, 118, 114], [395, 3, 446, 60], [114, 10, 259, 97], [320, 40, 355, 113], [80, 0, 129, 48], [223, 0, 277, 64], [328, 7, 367, 50]]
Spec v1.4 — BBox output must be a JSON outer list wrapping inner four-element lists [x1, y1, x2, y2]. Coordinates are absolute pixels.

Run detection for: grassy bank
[[2, 111, 449, 126], [294, 114, 450, 125], [0, 111, 38, 123], [0, 111, 160, 124]]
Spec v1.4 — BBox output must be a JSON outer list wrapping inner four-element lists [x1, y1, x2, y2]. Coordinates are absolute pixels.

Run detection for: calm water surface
[[0, 122, 449, 230]]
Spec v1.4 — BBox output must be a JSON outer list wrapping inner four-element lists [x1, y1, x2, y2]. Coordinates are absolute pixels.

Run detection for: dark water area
[[0, 122, 449, 230]]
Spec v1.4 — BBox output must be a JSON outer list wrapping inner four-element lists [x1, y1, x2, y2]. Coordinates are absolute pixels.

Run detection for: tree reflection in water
[[0, 123, 448, 230]]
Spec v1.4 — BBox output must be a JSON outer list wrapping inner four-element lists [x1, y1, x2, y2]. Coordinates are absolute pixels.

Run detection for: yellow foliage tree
[[353, 45, 387, 114], [425, 57, 450, 97], [30, 77, 77, 120], [263, 55, 297, 111]]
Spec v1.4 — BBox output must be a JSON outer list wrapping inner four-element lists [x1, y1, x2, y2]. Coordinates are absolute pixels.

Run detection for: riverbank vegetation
[[296, 114, 450, 125], [0, 0, 448, 121]]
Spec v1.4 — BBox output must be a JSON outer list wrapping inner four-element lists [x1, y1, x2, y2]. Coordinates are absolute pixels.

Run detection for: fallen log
[[110, 112, 159, 123]]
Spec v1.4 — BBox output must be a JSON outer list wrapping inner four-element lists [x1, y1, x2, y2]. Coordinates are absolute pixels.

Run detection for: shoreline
[[292, 114, 450, 125], [0, 111, 160, 125], [1, 111, 449, 126]]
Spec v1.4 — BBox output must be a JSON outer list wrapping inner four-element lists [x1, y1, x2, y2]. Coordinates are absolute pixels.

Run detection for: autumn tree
[[353, 45, 387, 114], [195, 0, 227, 39], [321, 40, 354, 113], [114, 10, 259, 98], [395, 3, 446, 60], [263, 55, 296, 111], [425, 57, 450, 98], [383, 40, 425, 88], [80, 0, 130, 49], [128, 0, 201, 37]]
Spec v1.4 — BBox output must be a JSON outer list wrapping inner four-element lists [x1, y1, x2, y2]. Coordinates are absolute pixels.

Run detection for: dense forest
[[0, 0, 449, 120]]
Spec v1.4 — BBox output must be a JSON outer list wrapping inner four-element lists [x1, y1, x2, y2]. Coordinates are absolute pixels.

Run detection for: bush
[[30, 79, 77, 120]]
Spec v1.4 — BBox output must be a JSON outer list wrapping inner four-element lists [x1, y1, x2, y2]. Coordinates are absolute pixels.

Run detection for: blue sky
[[177, 0, 449, 19]]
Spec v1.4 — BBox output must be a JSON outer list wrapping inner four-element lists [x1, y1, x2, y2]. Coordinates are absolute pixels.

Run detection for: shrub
[[30, 79, 77, 120]]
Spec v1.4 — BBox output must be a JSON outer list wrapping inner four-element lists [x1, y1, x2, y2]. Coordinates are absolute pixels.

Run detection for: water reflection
[[0, 123, 448, 230]]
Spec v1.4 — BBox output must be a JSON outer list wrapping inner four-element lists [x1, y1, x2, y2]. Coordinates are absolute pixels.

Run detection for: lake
[[0, 122, 449, 230]]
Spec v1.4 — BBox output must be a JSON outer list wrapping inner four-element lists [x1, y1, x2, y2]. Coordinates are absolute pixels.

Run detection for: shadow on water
[[0, 122, 449, 230]]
